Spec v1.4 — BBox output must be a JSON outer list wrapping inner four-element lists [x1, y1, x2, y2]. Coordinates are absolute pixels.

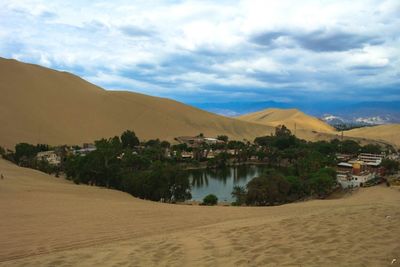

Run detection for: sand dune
[[237, 108, 335, 133], [344, 124, 400, 147], [0, 158, 399, 266], [2, 57, 397, 150], [0, 57, 276, 149], [238, 108, 400, 147]]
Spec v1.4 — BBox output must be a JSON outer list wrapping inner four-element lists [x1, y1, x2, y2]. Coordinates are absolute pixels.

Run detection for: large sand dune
[[237, 108, 335, 133], [0, 57, 275, 148], [344, 124, 400, 147], [1, 158, 399, 266]]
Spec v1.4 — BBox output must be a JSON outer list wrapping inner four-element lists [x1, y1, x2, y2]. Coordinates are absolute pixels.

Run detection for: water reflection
[[187, 165, 268, 202], [191, 171, 209, 187]]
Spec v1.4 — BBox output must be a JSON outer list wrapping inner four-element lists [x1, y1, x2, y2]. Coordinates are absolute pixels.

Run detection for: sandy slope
[[344, 124, 400, 147], [237, 108, 335, 133], [0, 57, 275, 148], [1, 57, 397, 150], [0, 159, 399, 267]]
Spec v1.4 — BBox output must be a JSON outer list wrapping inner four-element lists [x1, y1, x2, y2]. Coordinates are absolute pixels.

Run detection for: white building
[[336, 162, 376, 188], [337, 170, 376, 188], [206, 150, 217, 159], [181, 151, 194, 159], [387, 153, 399, 160], [357, 153, 383, 166], [73, 147, 96, 156], [36, 151, 61, 166], [204, 137, 225, 145]]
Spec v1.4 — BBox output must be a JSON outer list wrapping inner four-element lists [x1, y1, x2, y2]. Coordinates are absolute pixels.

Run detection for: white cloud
[[0, 0, 399, 102]]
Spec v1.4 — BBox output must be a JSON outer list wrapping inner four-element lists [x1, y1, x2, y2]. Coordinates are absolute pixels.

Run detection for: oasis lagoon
[[187, 164, 269, 203]]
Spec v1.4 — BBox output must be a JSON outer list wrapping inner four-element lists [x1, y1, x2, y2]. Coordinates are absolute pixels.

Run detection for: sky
[[1, 0, 399, 115]]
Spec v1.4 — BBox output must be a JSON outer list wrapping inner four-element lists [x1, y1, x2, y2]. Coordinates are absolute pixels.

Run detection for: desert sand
[[0, 158, 399, 267], [345, 124, 400, 147], [237, 108, 336, 133]]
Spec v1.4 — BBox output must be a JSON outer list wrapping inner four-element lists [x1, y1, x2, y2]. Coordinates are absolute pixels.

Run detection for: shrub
[[246, 170, 290, 206], [202, 194, 218, 206], [381, 159, 399, 175], [341, 140, 361, 154], [361, 144, 381, 154]]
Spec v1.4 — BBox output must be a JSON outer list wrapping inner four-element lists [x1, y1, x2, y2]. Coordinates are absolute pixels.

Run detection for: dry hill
[[0, 57, 275, 148], [344, 124, 400, 147], [1, 158, 399, 266], [237, 108, 335, 133]]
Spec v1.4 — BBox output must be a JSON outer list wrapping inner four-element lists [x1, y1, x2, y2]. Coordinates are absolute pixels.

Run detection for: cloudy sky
[[1, 0, 399, 114]]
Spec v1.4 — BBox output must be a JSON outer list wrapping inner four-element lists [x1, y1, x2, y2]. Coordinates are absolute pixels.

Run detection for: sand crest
[[237, 108, 335, 133]]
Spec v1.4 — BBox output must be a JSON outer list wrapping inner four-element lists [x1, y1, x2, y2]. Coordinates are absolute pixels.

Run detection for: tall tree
[[217, 135, 228, 143], [121, 130, 140, 149], [14, 143, 38, 165], [275, 125, 292, 137]]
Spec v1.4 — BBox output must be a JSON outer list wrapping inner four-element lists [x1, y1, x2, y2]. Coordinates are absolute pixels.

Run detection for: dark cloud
[[349, 65, 387, 77], [349, 64, 387, 71], [251, 29, 383, 52], [119, 25, 155, 37], [251, 31, 287, 46], [296, 30, 383, 52]]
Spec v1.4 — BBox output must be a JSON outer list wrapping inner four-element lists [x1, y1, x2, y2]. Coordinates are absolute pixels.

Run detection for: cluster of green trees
[[253, 125, 392, 170], [231, 126, 386, 206], [0, 131, 191, 203], [232, 167, 337, 206], [332, 123, 376, 131], [0, 143, 62, 174], [65, 131, 191, 202], [122, 163, 191, 202], [6, 143, 49, 165]]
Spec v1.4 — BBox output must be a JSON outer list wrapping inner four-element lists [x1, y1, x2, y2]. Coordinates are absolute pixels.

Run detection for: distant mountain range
[[193, 101, 400, 125], [321, 114, 394, 126]]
